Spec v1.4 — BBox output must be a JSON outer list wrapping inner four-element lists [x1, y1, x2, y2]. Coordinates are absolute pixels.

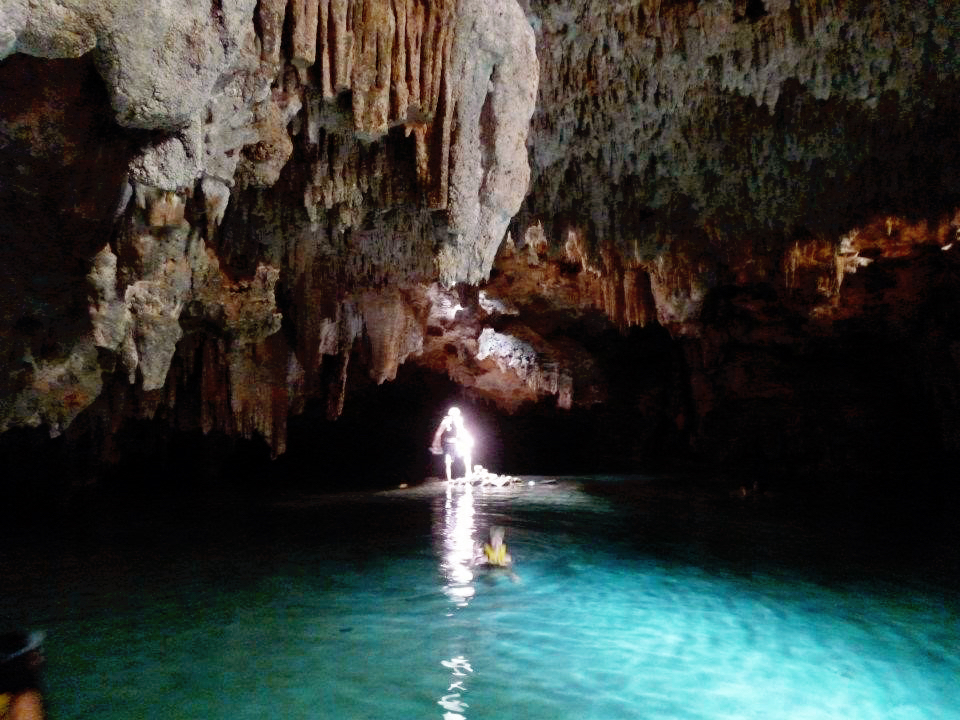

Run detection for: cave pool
[[2, 475, 958, 719]]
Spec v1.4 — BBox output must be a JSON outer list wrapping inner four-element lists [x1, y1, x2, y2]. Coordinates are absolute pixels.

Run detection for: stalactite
[[291, 0, 320, 71]]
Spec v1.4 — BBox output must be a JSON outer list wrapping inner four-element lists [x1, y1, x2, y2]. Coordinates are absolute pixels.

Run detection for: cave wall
[[509, 0, 960, 479], [0, 0, 539, 460], [1, 0, 960, 489]]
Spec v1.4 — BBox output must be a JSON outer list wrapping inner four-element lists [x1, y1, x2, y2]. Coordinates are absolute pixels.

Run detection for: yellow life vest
[[484, 542, 508, 566], [0, 693, 11, 720]]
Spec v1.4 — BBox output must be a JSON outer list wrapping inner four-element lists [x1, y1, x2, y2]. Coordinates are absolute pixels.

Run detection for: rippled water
[[2, 476, 958, 719]]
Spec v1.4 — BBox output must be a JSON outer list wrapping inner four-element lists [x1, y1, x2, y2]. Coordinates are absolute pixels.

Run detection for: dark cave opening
[[1, 316, 955, 529]]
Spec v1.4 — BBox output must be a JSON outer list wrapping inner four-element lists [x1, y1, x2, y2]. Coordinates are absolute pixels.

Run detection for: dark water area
[[2, 474, 958, 719]]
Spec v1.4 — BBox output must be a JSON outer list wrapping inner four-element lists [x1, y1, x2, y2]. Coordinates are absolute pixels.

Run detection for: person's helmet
[[448, 406, 460, 417]]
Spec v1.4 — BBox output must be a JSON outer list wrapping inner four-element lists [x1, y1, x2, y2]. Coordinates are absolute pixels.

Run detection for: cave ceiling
[[1, 0, 959, 474]]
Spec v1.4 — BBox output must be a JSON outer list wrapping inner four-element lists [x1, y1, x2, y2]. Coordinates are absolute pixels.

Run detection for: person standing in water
[[430, 406, 474, 483]]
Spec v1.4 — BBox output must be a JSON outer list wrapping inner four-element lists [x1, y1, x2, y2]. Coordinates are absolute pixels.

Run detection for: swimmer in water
[[474, 525, 520, 582], [482, 525, 512, 567], [476, 526, 520, 583]]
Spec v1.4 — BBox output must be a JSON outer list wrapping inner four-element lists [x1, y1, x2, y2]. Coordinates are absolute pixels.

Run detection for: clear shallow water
[[2, 476, 959, 720]]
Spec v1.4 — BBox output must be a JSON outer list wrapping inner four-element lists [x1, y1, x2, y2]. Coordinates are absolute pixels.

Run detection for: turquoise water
[[2, 476, 958, 719]]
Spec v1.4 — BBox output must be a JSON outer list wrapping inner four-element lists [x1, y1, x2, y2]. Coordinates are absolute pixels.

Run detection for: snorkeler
[[481, 526, 512, 567], [476, 526, 520, 583], [430, 406, 474, 483]]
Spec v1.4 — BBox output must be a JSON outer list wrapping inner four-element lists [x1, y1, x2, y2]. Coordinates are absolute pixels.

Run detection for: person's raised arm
[[430, 416, 447, 453]]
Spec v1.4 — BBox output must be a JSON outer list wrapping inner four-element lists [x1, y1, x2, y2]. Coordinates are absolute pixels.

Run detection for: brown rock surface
[[1, 0, 960, 491]]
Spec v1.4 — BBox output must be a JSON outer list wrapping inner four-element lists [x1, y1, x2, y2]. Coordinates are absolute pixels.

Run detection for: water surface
[[2, 476, 958, 719]]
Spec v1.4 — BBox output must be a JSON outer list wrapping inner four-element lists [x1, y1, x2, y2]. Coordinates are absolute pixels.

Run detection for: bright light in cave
[[432, 406, 478, 482]]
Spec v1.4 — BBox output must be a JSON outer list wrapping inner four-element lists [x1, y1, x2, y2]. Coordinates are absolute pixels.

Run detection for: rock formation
[[0, 0, 538, 459], [1, 0, 959, 491]]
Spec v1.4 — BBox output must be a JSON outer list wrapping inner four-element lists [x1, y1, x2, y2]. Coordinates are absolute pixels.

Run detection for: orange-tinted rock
[[3, 0, 960, 483]]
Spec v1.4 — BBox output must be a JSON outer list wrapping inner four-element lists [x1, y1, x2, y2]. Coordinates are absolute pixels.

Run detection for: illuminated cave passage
[[2, 1, 960, 719]]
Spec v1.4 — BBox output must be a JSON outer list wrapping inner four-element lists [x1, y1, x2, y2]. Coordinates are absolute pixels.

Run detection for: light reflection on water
[[0, 476, 957, 720], [439, 485, 477, 609], [438, 485, 478, 720]]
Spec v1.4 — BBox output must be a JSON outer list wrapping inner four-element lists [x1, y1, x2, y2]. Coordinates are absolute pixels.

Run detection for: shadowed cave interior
[[4, 10, 960, 717], [6, 5, 960, 718]]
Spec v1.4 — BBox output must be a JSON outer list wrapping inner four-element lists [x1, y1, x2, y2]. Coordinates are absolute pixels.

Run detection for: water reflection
[[438, 655, 473, 720], [439, 485, 477, 608], [436, 485, 478, 720]]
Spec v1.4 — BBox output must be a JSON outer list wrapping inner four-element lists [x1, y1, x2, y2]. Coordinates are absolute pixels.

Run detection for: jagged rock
[[358, 287, 428, 384], [476, 327, 538, 385], [439, 0, 539, 286], [235, 90, 300, 187], [0, 0, 97, 60], [0, 0, 540, 444], [100, 0, 260, 130], [0, 339, 103, 438], [130, 130, 203, 192], [2, 0, 960, 483]]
